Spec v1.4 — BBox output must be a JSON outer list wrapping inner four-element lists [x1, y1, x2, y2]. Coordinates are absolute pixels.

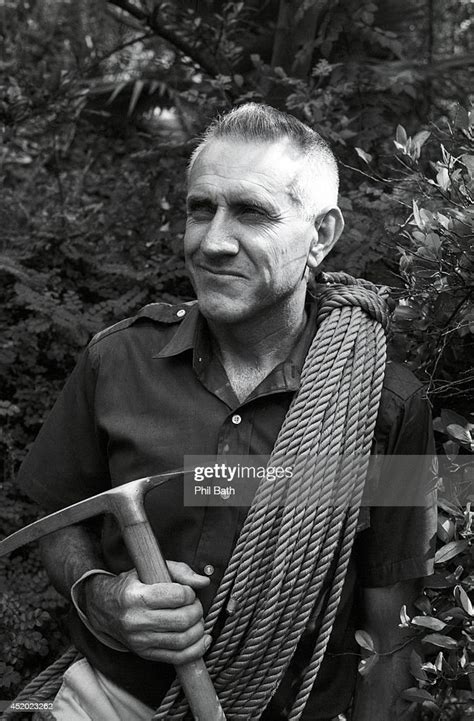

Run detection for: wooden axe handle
[[122, 521, 226, 721]]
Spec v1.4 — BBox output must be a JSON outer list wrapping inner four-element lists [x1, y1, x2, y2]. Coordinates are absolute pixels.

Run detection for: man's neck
[[207, 294, 308, 402]]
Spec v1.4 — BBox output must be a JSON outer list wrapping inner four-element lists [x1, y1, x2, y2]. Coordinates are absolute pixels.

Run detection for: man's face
[[184, 138, 318, 327]]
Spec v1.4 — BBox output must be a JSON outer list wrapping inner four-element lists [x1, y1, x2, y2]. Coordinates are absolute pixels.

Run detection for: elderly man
[[18, 103, 435, 720]]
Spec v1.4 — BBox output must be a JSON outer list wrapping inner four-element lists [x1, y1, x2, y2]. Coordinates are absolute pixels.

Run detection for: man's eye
[[238, 206, 266, 219], [188, 204, 215, 220]]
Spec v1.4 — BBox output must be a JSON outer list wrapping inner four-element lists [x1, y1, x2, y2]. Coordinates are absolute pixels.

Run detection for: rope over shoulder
[[313, 271, 390, 329]]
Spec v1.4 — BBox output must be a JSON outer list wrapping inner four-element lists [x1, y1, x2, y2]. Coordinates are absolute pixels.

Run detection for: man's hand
[[83, 561, 212, 665]]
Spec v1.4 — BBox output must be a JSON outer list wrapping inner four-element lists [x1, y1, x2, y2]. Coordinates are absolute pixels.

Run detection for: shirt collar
[[154, 296, 318, 402], [153, 304, 200, 358]]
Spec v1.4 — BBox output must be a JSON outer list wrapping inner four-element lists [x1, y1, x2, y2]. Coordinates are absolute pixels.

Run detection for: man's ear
[[307, 208, 345, 270]]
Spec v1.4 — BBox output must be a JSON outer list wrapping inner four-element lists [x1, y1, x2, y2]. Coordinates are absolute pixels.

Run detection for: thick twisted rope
[[153, 273, 388, 720]]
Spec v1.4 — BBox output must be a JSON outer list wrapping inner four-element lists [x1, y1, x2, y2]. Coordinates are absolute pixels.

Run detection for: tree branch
[[106, 0, 220, 78], [87, 32, 155, 73], [370, 53, 474, 75], [107, 0, 147, 23]]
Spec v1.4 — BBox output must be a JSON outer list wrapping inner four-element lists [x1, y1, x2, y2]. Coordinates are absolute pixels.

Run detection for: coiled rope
[[153, 272, 389, 720], [9, 273, 389, 721]]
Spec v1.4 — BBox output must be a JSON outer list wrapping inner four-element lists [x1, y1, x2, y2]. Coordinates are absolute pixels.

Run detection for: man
[[17, 103, 436, 720]]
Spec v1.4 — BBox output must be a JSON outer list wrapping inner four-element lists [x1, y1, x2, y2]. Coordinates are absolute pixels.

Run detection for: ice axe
[[0, 471, 226, 721]]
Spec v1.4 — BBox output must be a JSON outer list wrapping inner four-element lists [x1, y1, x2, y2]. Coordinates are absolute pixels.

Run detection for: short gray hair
[[188, 103, 339, 218]]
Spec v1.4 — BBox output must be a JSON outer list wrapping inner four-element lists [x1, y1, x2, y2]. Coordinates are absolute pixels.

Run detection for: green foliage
[[354, 112, 474, 719], [1, 8, 193, 692], [388, 116, 473, 414], [405, 473, 473, 721], [0, 481, 68, 692], [356, 455, 474, 720]]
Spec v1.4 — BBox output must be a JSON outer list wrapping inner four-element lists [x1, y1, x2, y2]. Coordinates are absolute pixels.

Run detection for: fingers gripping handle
[[121, 522, 226, 721]]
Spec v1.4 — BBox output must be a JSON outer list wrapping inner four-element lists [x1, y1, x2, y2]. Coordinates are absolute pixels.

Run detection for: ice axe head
[[0, 470, 183, 581]]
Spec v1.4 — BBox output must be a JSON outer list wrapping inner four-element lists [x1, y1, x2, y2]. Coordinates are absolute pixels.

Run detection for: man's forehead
[[193, 136, 303, 167], [187, 137, 305, 199]]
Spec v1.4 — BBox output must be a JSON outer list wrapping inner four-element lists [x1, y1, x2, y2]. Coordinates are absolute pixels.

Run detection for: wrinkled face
[[184, 138, 318, 326]]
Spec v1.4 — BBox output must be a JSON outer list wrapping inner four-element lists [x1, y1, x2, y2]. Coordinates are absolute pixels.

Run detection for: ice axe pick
[[0, 471, 226, 721]]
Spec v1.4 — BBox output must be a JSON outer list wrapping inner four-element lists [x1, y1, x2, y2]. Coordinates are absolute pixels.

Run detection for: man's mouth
[[197, 265, 247, 279]]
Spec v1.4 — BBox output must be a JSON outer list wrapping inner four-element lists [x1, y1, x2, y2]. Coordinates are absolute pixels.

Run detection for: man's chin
[[197, 298, 251, 326]]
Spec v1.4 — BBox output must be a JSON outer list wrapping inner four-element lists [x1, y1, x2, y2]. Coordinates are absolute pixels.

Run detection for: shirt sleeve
[[354, 386, 437, 588], [17, 347, 110, 512], [70, 570, 128, 653]]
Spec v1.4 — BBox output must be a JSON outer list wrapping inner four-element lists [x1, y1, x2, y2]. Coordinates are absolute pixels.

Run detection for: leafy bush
[[1, 75, 193, 694], [354, 112, 474, 719], [388, 115, 473, 415]]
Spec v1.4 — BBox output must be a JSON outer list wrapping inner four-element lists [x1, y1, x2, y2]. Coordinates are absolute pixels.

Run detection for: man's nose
[[200, 209, 239, 257]]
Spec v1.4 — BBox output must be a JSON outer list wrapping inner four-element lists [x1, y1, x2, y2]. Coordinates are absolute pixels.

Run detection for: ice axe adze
[[0, 471, 226, 721]]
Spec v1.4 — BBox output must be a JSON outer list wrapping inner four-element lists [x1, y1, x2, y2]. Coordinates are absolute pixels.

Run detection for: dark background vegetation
[[0, 0, 473, 717]]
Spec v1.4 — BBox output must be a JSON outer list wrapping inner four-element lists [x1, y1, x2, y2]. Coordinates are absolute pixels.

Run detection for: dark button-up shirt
[[18, 300, 436, 719]]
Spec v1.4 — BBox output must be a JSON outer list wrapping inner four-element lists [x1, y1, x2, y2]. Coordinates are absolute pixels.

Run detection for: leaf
[[440, 409, 470, 429], [446, 565, 464, 584], [446, 423, 472, 446], [460, 154, 474, 177], [440, 607, 465, 623], [436, 212, 452, 229], [411, 616, 447, 631], [399, 604, 411, 627], [358, 653, 378, 676], [454, 106, 470, 130], [410, 650, 428, 681], [412, 200, 423, 229], [437, 514, 455, 543], [128, 80, 145, 118], [443, 439, 459, 461], [463, 573, 474, 591], [396, 124, 407, 145], [424, 232, 441, 253], [414, 595, 432, 615], [422, 633, 459, 649], [355, 629, 375, 652], [106, 82, 127, 105], [435, 540, 468, 564], [402, 688, 438, 705], [437, 498, 464, 519], [436, 166, 450, 191], [393, 302, 422, 321], [423, 573, 457, 589], [355, 147, 373, 164], [413, 130, 431, 150], [454, 585, 474, 616]]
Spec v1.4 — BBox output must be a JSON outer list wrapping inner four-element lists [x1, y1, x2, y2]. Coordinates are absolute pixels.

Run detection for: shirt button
[[203, 564, 214, 576], [232, 414, 242, 425], [176, 309, 186, 317]]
